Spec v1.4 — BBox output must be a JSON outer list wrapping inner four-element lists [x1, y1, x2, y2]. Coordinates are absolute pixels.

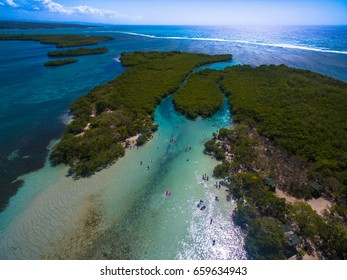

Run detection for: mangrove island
[[44, 59, 78, 67], [40, 51, 347, 260]]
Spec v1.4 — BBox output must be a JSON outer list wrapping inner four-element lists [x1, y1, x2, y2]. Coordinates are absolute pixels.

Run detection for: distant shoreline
[[0, 20, 99, 30]]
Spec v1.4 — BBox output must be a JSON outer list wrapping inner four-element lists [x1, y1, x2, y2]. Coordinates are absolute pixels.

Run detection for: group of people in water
[[198, 174, 228, 246], [139, 157, 154, 171], [140, 154, 223, 246], [202, 174, 209, 181], [197, 197, 220, 246], [184, 146, 192, 152], [165, 190, 172, 196], [197, 199, 206, 210], [214, 181, 222, 190]]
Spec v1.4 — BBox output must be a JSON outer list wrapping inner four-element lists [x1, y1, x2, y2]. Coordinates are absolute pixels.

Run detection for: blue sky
[[0, 0, 346, 25]]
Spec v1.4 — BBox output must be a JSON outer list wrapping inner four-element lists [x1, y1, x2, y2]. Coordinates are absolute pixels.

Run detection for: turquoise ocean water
[[0, 25, 347, 259]]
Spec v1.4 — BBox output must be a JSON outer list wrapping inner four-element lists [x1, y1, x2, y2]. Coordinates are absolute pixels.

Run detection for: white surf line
[[110, 31, 347, 55]]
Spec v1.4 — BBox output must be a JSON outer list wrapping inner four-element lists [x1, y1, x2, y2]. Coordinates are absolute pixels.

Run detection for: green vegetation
[[44, 59, 77, 67], [204, 139, 225, 160], [50, 51, 232, 176], [207, 126, 290, 259], [47, 52, 346, 258], [207, 121, 347, 259], [231, 173, 290, 259], [207, 125, 341, 259], [221, 64, 347, 203], [246, 217, 287, 260], [173, 69, 224, 118], [0, 34, 112, 48], [47, 47, 108, 57], [213, 162, 231, 178], [0, 20, 96, 29], [0, 34, 111, 67], [289, 202, 347, 259]]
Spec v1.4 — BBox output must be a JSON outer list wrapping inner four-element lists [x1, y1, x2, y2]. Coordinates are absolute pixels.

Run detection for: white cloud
[[39, 0, 72, 15], [3, 0, 134, 20], [37, 0, 128, 19], [73, 5, 122, 18], [6, 0, 19, 7]]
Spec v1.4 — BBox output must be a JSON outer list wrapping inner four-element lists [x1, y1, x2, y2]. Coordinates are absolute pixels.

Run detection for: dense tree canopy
[[50, 51, 232, 176], [221, 65, 347, 201], [0, 34, 112, 67], [173, 69, 224, 119], [48, 51, 347, 258], [290, 202, 347, 259], [44, 59, 77, 67], [246, 217, 287, 260], [0, 34, 112, 48], [47, 47, 108, 57]]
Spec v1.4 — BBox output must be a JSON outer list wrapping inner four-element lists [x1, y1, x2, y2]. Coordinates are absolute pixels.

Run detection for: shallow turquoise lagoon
[[0, 95, 246, 259]]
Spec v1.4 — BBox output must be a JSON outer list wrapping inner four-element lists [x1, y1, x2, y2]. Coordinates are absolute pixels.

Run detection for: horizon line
[[1, 19, 347, 27]]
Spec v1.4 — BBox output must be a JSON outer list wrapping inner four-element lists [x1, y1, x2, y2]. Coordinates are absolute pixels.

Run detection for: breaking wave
[[113, 31, 347, 55]]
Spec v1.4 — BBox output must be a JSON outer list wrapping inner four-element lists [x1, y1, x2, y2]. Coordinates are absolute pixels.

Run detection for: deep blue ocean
[[1, 25, 347, 210]]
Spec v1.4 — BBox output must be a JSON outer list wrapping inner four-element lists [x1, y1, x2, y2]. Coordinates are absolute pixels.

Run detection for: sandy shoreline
[[126, 134, 139, 143], [275, 188, 332, 216]]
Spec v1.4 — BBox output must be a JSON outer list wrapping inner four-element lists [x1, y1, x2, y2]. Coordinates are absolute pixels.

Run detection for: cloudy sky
[[0, 0, 346, 25]]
